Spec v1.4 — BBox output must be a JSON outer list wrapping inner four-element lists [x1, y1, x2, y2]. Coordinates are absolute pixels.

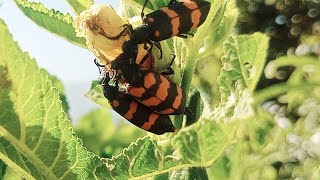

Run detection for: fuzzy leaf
[[48, 75, 70, 114], [14, 0, 86, 47], [120, 0, 169, 18], [235, 33, 269, 91], [206, 155, 230, 179], [85, 80, 110, 108], [106, 119, 237, 179], [202, 0, 238, 51], [172, 120, 236, 164], [66, 0, 93, 14], [218, 33, 269, 103], [169, 167, 208, 180], [0, 19, 110, 179]]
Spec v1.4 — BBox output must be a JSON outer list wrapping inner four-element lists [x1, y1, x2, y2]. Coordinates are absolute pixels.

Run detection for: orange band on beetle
[[142, 113, 159, 130]]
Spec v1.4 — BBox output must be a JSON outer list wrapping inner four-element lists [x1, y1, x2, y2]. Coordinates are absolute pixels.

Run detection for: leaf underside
[[66, 0, 93, 14], [14, 0, 86, 48], [0, 19, 110, 179]]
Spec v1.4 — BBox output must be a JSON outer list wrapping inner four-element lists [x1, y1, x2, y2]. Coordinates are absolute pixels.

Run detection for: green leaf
[[106, 137, 174, 180], [120, 0, 169, 18], [106, 119, 237, 179], [66, 0, 93, 14], [74, 109, 116, 155], [2, 166, 23, 180], [169, 167, 208, 180], [186, 90, 202, 126], [14, 0, 86, 48], [154, 172, 169, 180], [218, 33, 269, 103], [85, 80, 110, 108], [201, 0, 238, 51], [206, 156, 230, 179], [0, 160, 7, 179], [192, 0, 239, 110], [172, 120, 236, 165], [0, 19, 110, 179], [48, 75, 70, 114], [74, 109, 145, 157], [235, 33, 269, 91]]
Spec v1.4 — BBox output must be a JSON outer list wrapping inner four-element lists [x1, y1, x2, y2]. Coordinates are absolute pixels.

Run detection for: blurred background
[[0, 0, 119, 122]]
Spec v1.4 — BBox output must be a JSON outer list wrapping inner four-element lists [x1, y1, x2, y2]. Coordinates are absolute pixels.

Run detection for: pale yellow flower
[[74, 4, 129, 65], [75, 4, 158, 70]]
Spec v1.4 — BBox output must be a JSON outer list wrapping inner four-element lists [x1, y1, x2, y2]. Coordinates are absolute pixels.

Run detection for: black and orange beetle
[[99, 68, 176, 135], [109, 0, 211, 85], [125, 70, 187, 115], [118, 70, 186, 115], [108, 56, 188, 115]]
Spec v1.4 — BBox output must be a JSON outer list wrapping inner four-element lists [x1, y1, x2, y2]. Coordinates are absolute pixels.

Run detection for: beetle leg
[[145, 40, 162, 60], [184, 107, 193, 116], [153, 42, 162, 59], [160, 67, 174, 76], [161, 54, 175, 75], [139, 53, 149, 66], [94, 58, 105, 75], [140, 40, 153, 65], [168, 0, 177, 5], [94, 58, 105, 67], [122, 24, 134, 37], [177, 32, 194, 39], [100, 24, 133, 40]]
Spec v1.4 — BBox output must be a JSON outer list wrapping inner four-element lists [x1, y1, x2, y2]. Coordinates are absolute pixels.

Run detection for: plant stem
[[173, 0, 225, 129]]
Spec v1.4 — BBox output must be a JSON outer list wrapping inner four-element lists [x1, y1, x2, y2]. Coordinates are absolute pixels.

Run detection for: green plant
[[0, 0, 319, 179]]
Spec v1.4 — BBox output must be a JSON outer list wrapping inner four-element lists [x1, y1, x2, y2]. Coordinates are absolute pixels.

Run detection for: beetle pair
[[96, 57, 188, 135], [98, 0, 210, 134], [98, 66, 177, 135]]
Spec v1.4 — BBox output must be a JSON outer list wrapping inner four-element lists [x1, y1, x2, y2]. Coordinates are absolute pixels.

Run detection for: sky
[[0, 0, 119, 122]]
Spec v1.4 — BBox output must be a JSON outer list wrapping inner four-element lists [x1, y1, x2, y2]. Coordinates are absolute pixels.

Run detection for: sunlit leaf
[[106, 119, 237, 179], [235, 33, 269, 91], [85, 80, 110, 108], [169, 167, 208, 180], [14, 0, 86, 47], [218, 33, 269, 103], [2, 166, 23, 180], [120, 0, 169, 18], [0, 19, 110, 179], [206, 155, 229, 179], [48, 75, 70, 114], [66, 0, 93, 14], [172, 120, 236, 165]]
